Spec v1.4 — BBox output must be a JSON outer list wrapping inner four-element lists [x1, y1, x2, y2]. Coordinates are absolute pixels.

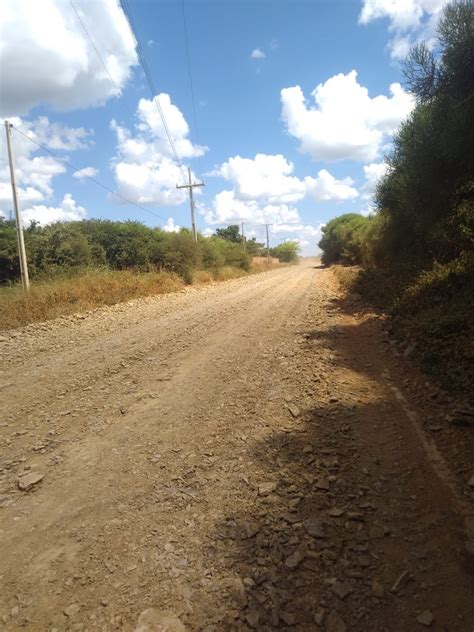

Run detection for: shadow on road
[[203, 291, 474, 631]]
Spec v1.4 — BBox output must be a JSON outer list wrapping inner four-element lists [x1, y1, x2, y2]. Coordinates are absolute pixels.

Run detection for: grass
[[0, 260, 285, 332], [332, 255, 474, 398], [0, 269, 184, 331]]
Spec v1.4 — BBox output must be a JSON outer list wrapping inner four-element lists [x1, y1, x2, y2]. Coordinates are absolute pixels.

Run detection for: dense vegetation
[[270, 241, 300, 263], [0, 220, 296, 330], [0, 219, 254, 286], [318, 1, 474, 396]]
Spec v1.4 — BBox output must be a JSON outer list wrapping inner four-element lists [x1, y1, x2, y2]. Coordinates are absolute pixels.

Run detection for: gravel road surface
[[1, 262, 473, 631]]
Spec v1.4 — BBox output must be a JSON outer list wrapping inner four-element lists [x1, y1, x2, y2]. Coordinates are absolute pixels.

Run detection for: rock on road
[[0, 262, 473, 631]]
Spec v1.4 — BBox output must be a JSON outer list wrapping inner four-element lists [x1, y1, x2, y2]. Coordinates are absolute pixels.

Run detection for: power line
[[181, 0, 200, 153], [11, 124, 168, 222], [121, 0, 186, 181], [69, 0, 136, 121]]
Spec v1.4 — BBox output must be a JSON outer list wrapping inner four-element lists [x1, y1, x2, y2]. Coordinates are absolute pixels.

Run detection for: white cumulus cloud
[[305, 169, 358, 202], [22, 193, 86, 225], [0, 0, 138, 116], [201, 152, 357, 250], [361, 161, 389, 198], [212, 153, 358, 205], [73, 166, 99, 180], [359, 0, 448, 59], [111, 94, 207, 206], [250, 48, 266, 60], [215, 154, 305, 204], [281, 71, 414, 162], [162, 217, 181, 233], [200, 191, 300, 226], [0, 116, 92, 214]]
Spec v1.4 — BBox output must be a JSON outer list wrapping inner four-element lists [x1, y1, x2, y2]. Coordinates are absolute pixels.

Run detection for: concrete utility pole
[[263, 223, 271, 260], [241, 221, 246, 252], [176, 167, 204, 242], [5, 121, 30, 291]]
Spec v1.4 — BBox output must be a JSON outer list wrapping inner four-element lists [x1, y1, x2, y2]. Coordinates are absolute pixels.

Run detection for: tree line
[[318, 0, 473, 394], [320, 0, 473, 273], [0, 219, 300, 286]]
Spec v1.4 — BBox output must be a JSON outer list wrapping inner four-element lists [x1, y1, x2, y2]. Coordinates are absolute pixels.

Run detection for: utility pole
[[5, 121, 30, 291], [176, 167, 204, 242], [241, 221, 246, 252], [263, 223, 271, 260]]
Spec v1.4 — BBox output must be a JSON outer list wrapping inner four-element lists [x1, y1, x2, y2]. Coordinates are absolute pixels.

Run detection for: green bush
[[317, 2, 474, 396], [1, 220, 254, 286], [270, 241, 300, 263]]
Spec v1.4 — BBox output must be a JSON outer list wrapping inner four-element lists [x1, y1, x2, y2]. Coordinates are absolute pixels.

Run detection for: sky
[[0, 0, 448, 254]]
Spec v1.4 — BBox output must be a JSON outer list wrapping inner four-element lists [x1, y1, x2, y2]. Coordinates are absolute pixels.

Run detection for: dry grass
[[213, 266, 248, 281], [0, 269, 184, 331], [0, 262, 286, 332], [251, 261, 282, 274], [331, 264, 362, 291], [193, 270, 215, 284]]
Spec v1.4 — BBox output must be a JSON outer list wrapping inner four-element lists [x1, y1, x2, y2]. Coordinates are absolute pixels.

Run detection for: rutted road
[[0, 262, 473, 631]]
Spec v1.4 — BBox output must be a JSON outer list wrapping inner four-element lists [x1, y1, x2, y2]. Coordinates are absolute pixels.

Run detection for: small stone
[[64, 604, 80, 617], [134, 608, 186, 632], [241, 521, 260, 539], [288, 404, 301, 418], [282, 512, 300, 524], [303, 517, 326, 538], [280, 612, 296, 625], [468, 474, 474, 488], [371, 578, 384, 598], [325, 609, 347, 632], [328, 507, 345, 517], [100, 599, 109, 607], [285, 548, 306, 569], [332, 581, 352, 600], [246, 609, 260, 628], [314, 607, 325, 626], [17, 471, 44, 491], [228, 577, 247, 607], [0, 495, 13, 508], [258, 482, 277, 497], [11, 606, 19, 617], [315, 478, 330, 491], [416, 610, 434, 627]]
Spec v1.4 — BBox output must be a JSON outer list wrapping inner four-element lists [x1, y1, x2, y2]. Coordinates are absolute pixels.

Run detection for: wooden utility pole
[[5, 121, 30, 291], [176, 167, 204, 242], [241, 221, 246, 252], [263, 223, 271, 260]]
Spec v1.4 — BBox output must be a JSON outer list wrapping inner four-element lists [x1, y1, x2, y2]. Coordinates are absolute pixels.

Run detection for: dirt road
[[1, 262, 473, 631]]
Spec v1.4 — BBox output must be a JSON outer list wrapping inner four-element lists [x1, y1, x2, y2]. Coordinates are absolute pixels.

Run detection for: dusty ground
[[0, 262, 473, 632]]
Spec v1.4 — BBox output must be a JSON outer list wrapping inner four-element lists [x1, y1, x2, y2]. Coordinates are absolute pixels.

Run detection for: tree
[[318, 214, 371, 265], [214, 225, 241, 243], [245, 237, 265, 256], [0, 219, 19, 283], [376, 0, 474, 265], [271, 241, 300, 263]]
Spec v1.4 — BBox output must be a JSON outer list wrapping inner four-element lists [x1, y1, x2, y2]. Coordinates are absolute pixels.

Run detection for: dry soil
[[0, 262, 473, 631]]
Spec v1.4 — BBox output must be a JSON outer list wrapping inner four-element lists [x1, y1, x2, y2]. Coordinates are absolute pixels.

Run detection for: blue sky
[[0, 0, 446, 253]]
